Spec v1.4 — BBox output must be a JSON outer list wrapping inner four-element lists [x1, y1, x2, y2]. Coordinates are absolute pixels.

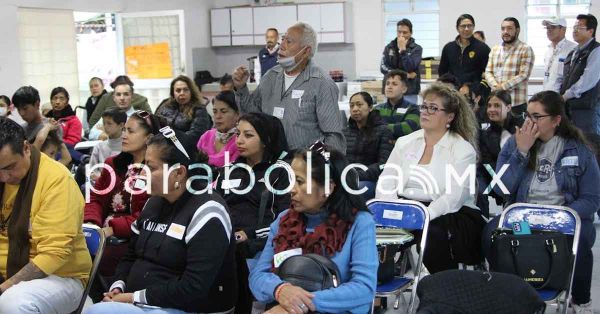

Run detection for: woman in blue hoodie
[[483, 91, 600, 312], [249, 142, 377, 314]]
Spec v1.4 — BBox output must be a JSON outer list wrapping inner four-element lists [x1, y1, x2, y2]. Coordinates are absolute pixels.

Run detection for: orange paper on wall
[[125, 42, 172, 79]]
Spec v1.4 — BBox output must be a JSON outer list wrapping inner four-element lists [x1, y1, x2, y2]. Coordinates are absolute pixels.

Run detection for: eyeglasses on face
[[522, 111, 553, 122], [419, 104, 447, 114], [458, 24, 474, 30]]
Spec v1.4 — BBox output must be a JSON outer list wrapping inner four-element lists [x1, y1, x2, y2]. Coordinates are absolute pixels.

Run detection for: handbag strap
[[510, 238, 558, 289]]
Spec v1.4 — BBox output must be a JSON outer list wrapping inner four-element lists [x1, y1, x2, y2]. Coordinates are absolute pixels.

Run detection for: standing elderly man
[[232, 22, 346, 153], [542, 18, 576, 92]]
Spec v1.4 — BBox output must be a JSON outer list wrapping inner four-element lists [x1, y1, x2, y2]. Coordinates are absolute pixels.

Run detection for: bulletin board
[[124, 42, 173, 79]]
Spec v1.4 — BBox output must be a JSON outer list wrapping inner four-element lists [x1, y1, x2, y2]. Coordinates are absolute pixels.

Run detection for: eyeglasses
[[573, 26, 589, 32], [134, 110, 156, 134], [309, 140, 330, 163], [458, 24, 474, 30], [419, 104, 447, 114], [159, 126, 190, 160], [522, 112, 553, 122]]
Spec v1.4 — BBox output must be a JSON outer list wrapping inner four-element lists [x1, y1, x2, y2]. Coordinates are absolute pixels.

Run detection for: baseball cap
[[542, 18, 567, 27]]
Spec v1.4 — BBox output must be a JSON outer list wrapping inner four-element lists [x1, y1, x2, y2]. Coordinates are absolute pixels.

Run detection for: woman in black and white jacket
[[215, 112, 290, 314], [85, 127, 237, 314]]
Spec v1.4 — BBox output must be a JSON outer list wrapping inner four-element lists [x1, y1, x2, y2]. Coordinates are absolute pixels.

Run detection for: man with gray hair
[[232, 22, 346, 153]]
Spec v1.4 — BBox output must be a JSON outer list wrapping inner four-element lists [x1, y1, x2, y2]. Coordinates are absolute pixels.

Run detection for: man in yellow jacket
[[0, 117, 91, 313]]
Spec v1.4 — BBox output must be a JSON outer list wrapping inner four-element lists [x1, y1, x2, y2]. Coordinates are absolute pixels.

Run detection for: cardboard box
[[419, 60, 440, 80]]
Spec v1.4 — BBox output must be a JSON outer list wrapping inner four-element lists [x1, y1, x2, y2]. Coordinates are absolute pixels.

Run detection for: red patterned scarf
[[273, 208, 357, 257]]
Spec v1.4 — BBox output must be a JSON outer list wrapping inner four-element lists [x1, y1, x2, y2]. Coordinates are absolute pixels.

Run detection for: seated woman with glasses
[[482, 91, 600, 311], [215, 112, 290, 314], [249, 142, 377, 314], [155, 75, 212, 143], [476, 90, 523, 217], [86, 126, 237, 314], [376, 83, 486, 273], [84, 111, 165, 282], [197, 91, 240, 168], [343, 92, 394, 201]]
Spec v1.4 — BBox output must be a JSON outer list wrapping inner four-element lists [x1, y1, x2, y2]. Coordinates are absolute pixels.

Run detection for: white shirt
[[284, 71, 299, 91], [543, 38, 576, 92], [376, 129, 479, 220]]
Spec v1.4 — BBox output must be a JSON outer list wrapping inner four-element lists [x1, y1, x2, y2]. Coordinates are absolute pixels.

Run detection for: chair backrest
[[367, 199, 430, 314], [74, 223, 107, 314], [497, 203, 580, 242], [368, 199, 428, 231]]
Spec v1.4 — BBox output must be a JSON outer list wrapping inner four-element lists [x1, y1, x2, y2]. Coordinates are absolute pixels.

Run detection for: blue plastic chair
[[496, 203, 581, 314], [73, 223, 107, 314], [368, 199, 430, 314]]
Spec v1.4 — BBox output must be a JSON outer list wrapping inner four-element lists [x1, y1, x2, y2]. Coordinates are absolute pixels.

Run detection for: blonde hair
[[422, 83, 479, 152]]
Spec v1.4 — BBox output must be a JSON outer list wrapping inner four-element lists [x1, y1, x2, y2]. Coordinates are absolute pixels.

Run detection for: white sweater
[[376, 129, 479, 220]]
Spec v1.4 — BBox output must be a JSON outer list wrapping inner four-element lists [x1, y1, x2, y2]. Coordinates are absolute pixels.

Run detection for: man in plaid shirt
[[485, 17, 535, 115]]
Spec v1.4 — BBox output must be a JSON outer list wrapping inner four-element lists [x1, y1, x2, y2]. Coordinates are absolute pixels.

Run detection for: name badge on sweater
[[396, 107, 408, 114], [221, 179, 242, 190], [273, 107, 285, 119], [561, 156, 579, 167], [274, 248, 302, 268], [166, 223, 186, 240], [292, 90, 304, 99]]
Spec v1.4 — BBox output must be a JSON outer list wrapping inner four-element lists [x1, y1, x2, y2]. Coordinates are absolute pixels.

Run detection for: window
[[526, 0, 591, 66], [383, 0, 439, 58]]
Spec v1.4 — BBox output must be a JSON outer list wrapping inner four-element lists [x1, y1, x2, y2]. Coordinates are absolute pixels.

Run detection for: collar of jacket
[[412, 129, 456, 149], [271, 60, 320, 84], [390, 37, 416, 49], [488, 113, 519, 133], [348, 110, 384, 130]]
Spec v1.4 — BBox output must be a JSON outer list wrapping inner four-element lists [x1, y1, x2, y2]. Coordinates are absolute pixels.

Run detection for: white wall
[[0, 0, 124, 96]]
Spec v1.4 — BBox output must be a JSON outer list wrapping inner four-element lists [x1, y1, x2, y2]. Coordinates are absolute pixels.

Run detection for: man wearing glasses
[[485, 17, 535, 116], [560, 14, 600, 136], [439, 14, 490, 86], [232, 22, 345, 153], [542, 18, 576, 93]]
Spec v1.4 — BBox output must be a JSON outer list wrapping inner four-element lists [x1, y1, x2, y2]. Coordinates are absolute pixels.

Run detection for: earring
[[446, 123, 450, 129], [174, 181, 180, 190]]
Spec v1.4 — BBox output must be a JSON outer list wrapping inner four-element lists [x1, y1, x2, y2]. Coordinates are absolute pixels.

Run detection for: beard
[[502, 33, 518, 44]]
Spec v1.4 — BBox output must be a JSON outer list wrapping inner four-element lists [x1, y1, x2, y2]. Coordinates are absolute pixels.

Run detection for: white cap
[[542, 18, 567, 27]]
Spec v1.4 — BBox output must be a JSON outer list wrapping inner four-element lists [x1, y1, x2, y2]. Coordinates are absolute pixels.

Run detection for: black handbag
[[489, 230, 572, 290], [277, 253, 341, 292]]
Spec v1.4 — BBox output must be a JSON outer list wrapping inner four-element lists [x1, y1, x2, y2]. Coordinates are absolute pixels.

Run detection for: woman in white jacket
[[376, 83, 486, 273]]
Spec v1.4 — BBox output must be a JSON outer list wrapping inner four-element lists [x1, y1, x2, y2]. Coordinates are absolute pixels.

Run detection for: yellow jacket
[[0, 154, 91, 282]]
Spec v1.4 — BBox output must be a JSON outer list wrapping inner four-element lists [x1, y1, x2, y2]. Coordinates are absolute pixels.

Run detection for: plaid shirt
[[485, 40, 535, 105]]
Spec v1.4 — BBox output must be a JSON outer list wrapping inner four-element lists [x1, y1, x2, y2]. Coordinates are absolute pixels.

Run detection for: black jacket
[[343, 111, 394, 182], [113, 191, 237, 313], [215, 159, 291, 257], [155, 99, 213, 143], [560, 40, 600, 134], [477, 114, 523, 200], [85, 89, 108, 123], [380, 38, 422, 95], [439, 37, 490, 85]]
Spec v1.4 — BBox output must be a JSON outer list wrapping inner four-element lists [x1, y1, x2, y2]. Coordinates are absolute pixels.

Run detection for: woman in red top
[[45, 87, 82, 146], [84, 111, 165, 277]]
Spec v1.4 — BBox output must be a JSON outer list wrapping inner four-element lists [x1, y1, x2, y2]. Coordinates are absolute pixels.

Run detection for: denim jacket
[[495, 136, 600, 221]]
